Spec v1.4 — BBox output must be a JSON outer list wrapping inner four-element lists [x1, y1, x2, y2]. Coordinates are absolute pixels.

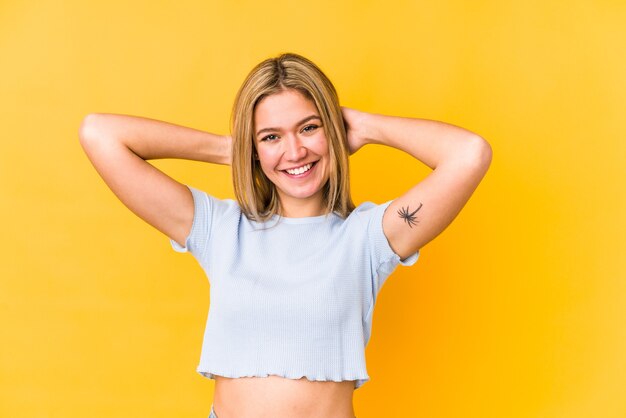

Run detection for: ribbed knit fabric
[[170, 185, 419, 389]]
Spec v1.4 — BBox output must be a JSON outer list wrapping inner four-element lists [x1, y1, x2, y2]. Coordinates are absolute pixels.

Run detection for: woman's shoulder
[[186, 185, 242, 219], [349, 200, 393, 219], [334, 200, 393, 232]]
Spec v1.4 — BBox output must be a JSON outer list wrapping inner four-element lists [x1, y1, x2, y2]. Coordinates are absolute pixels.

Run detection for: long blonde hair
[[231, 53, 354, 221]]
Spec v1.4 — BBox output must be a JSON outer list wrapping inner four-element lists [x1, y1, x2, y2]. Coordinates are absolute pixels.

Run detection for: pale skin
[[79, 90, 491, 418]]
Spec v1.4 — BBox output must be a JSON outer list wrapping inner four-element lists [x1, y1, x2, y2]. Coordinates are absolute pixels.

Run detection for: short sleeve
[[169, 185, 213, 257], [367, 200, 420, 294]]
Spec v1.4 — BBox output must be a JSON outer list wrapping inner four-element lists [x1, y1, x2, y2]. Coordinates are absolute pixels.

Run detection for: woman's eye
[[261, 134, 278, 142], [302, 124, 319, 133]]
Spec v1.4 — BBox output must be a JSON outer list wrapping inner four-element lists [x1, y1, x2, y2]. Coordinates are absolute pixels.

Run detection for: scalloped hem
[[197, 368, 368, 389]]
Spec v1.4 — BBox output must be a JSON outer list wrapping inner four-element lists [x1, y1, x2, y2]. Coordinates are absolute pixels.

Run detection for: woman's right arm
[[78, 113, 232, 247]]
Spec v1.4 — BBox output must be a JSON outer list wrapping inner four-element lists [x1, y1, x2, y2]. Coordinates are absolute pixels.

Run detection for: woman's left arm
[[342, 107, 493, 260]]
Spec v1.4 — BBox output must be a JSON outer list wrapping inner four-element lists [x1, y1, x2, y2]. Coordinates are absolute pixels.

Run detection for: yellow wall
[[1, 1, 624, 417]]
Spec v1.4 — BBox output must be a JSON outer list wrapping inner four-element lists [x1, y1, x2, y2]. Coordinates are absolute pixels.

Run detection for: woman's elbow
[[466, 135, 493, 172], [78, 113, 108, 146]]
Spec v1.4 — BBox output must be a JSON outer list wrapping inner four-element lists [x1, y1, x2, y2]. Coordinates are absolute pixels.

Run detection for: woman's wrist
[[210, 134, 232, 165], [357, 111, 382, 147]]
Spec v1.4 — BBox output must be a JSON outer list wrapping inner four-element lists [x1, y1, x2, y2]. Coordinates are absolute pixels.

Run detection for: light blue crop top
[[170, 185, 419, 389]]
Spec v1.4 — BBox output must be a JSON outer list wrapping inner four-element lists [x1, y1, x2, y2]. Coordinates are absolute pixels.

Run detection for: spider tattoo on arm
[[397, 203, 423, 228]]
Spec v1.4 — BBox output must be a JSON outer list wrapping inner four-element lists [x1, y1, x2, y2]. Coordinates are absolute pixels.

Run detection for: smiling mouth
[[283, 162, 316, 175]]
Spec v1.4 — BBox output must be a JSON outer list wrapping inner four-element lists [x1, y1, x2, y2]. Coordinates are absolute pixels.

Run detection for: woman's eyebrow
[[256, 115, 321, 137]]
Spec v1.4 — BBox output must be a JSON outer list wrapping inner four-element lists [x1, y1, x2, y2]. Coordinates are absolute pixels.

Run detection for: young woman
[[79, 53, 492, 418]]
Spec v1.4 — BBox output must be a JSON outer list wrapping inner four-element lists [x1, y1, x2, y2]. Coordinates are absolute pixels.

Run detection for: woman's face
[[253, 88, 330, 216]]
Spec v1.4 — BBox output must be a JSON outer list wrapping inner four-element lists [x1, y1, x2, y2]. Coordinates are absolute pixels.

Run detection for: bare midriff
[[212, 374, 357, 418]]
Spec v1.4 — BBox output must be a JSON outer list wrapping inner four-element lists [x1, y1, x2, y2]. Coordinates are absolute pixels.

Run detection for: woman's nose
[[284, 135, 307, 161]]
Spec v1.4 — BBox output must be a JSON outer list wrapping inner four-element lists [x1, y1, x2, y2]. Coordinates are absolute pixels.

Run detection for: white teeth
[[286, 163, 312, 175]]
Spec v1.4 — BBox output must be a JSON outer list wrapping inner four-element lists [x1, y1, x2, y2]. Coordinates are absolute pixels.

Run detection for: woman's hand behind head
[[341, 107, 371, 155]]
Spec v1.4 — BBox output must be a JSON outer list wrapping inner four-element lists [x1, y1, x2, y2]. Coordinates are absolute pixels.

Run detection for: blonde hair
[[231, 53, 354, 221]]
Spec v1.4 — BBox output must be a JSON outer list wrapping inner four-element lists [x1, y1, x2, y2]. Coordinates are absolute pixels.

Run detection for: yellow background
[[1, 1, 624, 417]]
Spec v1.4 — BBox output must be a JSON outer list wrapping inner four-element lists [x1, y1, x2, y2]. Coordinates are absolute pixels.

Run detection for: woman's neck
[[278, 195, 326, 218]]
